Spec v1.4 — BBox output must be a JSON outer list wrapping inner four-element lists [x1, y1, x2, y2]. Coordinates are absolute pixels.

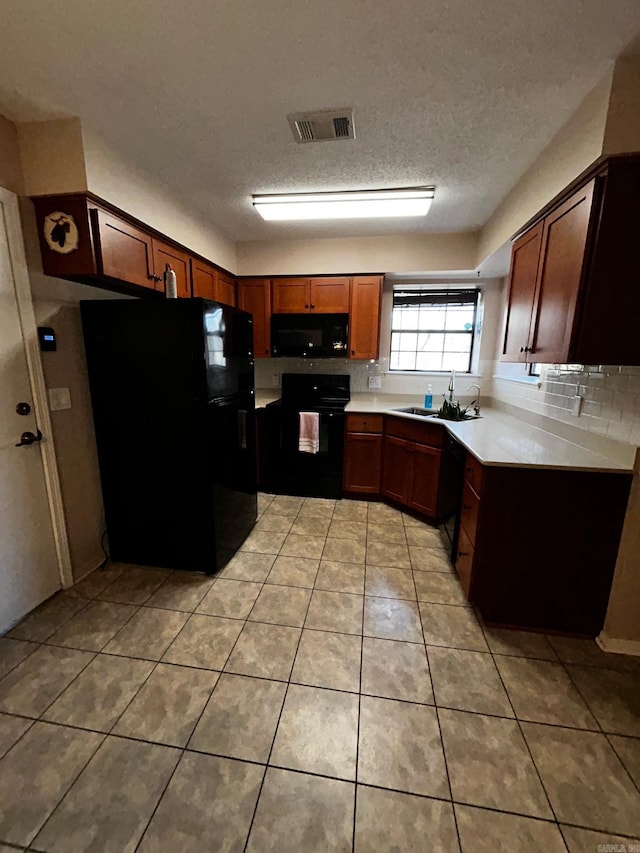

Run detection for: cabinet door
[[271, 278, 310, 313], [381, 435, 413, 505], [191, 258, 216, 300], [409, 443, 441, 516], [349, 276, 382, 359], [344, 433, 382, 495], [152, 239, 191, 298], [455, 525, 474, 598], [238, 279, 271, 357], [214, 271, 237, 307], [309, 277, 350, 313], [500, 223, 542, 362], [94, 210, 155, 290], [529, 180, 596, 363]]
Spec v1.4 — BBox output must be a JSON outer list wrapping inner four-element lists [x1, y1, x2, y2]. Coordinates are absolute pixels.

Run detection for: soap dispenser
[[424, 384, 433, 410]]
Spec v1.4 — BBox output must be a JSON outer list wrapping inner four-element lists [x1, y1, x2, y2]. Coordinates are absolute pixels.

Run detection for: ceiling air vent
[[287, 108, 355, 144]]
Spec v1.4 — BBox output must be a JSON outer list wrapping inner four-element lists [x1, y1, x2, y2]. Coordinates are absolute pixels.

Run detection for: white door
[[0, 189, 65, 633]]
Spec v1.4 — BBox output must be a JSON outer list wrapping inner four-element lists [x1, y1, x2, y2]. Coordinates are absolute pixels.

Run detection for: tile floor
[[0, 494, 639, 851]]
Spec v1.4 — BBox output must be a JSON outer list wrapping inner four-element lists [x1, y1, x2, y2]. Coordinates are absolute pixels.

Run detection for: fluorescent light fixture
[[252, 187, 435, 221]]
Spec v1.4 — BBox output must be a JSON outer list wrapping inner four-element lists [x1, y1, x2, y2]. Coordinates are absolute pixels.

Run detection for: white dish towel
[[299, 411, 320, 454]]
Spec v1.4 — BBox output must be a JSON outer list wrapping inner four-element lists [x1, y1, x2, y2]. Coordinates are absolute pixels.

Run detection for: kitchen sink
[[393, 407, 481, 421]]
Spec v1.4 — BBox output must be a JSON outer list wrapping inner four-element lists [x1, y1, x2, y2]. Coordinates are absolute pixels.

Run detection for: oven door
[[267, 404, 345, 498]]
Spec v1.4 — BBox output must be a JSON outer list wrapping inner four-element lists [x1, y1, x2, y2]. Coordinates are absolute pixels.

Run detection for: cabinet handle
[[149, 274, 162, 283], [465, 466, 473, 472], [351, 349, 355, 355], [305, 304, 309, 309], [520, 347, 524, 353], [458, 550, 469, 557], [265, 348, 269, 355], [463, 504, 471, 510], [310, 304, 315, 309]]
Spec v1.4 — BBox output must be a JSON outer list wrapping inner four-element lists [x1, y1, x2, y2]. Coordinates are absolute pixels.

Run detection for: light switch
[[368, 375, 382, 389], [48, 387, 72, 411]]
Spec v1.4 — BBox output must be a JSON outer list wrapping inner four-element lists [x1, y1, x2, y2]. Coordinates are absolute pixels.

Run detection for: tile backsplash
[[254, 358, 481, 401], [493, 364, 640, 446]]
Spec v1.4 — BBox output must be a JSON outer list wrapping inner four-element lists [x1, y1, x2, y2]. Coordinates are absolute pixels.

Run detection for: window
[[389, 287, 479, 372]]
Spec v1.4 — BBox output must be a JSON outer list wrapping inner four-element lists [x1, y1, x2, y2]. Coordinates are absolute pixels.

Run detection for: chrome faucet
[[466, 384, 481, 416]]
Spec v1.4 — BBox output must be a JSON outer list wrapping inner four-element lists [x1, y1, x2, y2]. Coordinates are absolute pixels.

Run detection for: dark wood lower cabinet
[[409, 443, 440, 516], [381, 435, 413, 504], [380, 416, 444, 520], [458, 461, 632, 637], [343, 433, 382, 495]]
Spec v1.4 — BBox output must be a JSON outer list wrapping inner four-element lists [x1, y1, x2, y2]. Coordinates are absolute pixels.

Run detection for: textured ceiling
[[0, 0, 639, 242]]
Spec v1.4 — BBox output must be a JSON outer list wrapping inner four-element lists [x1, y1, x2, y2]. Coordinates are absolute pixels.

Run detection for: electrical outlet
[[368, 375, 382, 390], [271, 373, 281, 388], [48, 387, 72, 411], [571, 394, 583, 416]]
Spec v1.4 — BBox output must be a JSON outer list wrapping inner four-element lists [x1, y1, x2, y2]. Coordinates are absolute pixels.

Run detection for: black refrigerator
[[81, 298, 257, 574]]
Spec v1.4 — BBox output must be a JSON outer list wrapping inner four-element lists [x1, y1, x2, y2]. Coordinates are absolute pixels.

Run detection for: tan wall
[[603, 56, 640, 155], [237, 231, 479, 277], [477, 73, 612, 265], [82, 129, 237, 273], [0, 114, 24, 193], [603, 451, 640, 645], [18, 118, 88, 196]]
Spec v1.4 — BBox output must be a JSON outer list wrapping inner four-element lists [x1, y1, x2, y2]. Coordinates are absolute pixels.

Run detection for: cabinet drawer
[[460, 479, 480, 545], [384, 415, 443, 448], [464, 452, 483, 495], [346, 413, 383, 434], [454, 525, 474, 598]]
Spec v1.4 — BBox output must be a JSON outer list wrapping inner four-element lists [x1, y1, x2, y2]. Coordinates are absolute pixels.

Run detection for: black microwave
[[271, 313, 349, 358]]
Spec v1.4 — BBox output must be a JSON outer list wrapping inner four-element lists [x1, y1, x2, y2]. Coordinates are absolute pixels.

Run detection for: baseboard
[[597, 631, 640, 657], [67, 554, 106, 588]]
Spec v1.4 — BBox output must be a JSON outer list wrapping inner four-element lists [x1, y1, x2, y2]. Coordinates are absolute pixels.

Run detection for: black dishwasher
[[440, 433, 466, 560]]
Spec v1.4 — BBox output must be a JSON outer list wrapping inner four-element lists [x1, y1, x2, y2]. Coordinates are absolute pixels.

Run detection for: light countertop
[[346, 395, 633, 473], [255, 391, 280, 408], [256, 389, 633, 473]]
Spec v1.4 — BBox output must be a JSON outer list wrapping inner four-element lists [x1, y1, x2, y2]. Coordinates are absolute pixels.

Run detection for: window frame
[[388, 286, 480, 374]]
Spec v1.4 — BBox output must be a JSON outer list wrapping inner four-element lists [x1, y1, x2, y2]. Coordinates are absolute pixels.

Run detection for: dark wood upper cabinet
[[500, 223, 542, 362], [191, 261, 236, 306], [94, 209, 155, 290], [271, 277, 351, 313], [503, 155, 640, 365], [309, 277, 350, 312], [271, 278, 310, 313], [215, 271, 236, 307], [501, 182, 596, 365], [151, 238, 191, 298], [349, 275, 382, 359], [237, 278, 271, 357], [529, 180, 596, 363], [191, 258, 216, 300]]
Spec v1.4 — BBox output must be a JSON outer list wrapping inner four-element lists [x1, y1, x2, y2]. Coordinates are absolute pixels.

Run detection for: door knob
[[16, 429, 43, 447]]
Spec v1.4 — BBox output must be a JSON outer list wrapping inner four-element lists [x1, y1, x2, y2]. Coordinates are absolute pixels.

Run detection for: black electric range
[[264, 373, 350, 498]]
